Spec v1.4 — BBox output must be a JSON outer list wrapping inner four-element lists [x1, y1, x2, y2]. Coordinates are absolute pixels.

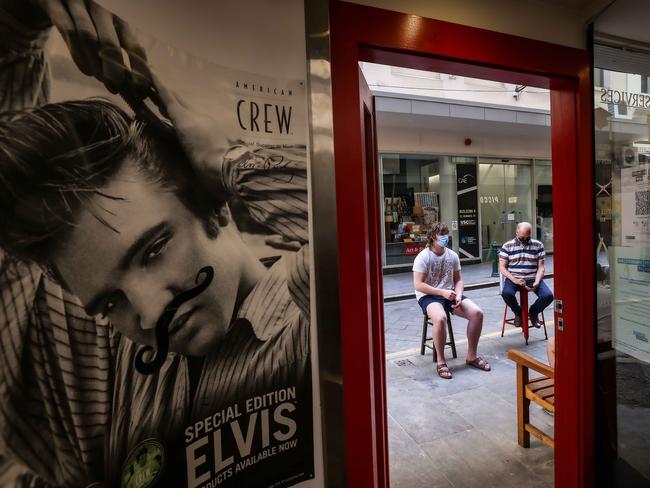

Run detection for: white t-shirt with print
[[412, 247, 461, 301]]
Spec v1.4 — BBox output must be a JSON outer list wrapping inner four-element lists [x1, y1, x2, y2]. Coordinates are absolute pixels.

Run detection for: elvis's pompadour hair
[[0, 99, 222, 269]]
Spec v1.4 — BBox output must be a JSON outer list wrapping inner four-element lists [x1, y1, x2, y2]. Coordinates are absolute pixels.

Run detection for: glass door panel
[[504, 163, 532, 238], [535, 160, 554, 252], [479, 160, 533, 260], [479, 162, 505, 260], [594, 64, 650, 486]]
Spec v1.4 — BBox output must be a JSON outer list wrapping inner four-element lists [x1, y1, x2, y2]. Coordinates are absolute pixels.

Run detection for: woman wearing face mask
[[413, 222, 491, 379]]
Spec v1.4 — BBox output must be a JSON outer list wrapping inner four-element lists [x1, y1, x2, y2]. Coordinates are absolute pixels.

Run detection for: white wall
[[377, 125, 552, 160], [99, 0, 306, 79], [362, 63, 551, 110], [348, 0, 606, 49]]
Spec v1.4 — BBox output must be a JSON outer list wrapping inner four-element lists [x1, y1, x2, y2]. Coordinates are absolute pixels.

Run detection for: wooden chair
[[421, 309, 457, 361], [507, 349, 555, 449]]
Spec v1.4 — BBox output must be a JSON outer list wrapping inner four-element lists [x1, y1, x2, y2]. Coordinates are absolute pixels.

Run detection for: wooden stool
[[420, 309, 457, 361], [501, 288, 548, 345]]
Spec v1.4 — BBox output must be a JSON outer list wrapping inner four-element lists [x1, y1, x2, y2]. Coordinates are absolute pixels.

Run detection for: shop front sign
[[402, 244, 427, 256], [456, 164, 481, 260]]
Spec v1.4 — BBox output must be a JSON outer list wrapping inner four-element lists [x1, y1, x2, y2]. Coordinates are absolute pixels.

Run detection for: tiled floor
[[384, 283, 555, 488]]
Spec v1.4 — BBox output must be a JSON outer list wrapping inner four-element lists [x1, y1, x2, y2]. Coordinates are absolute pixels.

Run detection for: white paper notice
[[621, 166, 650, 247], [609, 246, 650, 363]]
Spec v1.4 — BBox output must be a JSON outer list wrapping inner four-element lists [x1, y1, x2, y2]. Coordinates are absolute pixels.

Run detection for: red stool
[[501, 288, 548, 345]]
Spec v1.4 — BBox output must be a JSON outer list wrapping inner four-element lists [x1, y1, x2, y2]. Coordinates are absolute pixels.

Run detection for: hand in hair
[[4, 0, 152, 98], [150, 73, 230, 191]]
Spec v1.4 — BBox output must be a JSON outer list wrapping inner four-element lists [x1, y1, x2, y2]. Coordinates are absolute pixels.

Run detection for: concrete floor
[[384, 282, 555, 488]]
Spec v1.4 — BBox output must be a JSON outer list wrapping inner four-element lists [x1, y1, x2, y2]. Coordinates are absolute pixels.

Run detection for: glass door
[[594, 64, 650, 487], [535, 160, 554, 253], [479, 159, 533, 260]]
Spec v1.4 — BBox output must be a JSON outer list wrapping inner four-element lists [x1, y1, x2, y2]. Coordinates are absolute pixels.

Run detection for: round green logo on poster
[[121, 439, 165, 488]]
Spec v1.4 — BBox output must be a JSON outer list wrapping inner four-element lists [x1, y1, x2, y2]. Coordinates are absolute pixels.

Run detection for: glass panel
[[380, 154, 441, 266], [504, 163, 532, 237], [479, 162, 505, 260], [594, 65, 650, 485], [380, 154, 535, 265], [535, 160, 554, 252], [479, 160, 533, 260]]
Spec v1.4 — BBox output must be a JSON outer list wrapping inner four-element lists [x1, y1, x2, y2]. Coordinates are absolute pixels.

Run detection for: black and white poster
[[456, 163, 480, 260], [0, 1, 319, 487]]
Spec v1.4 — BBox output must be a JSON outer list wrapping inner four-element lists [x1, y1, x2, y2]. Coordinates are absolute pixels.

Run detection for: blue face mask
[[437, 235, 449, 247]]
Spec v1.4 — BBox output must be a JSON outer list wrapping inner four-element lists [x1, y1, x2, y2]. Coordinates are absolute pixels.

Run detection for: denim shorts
[[418, 294, 467, 315]]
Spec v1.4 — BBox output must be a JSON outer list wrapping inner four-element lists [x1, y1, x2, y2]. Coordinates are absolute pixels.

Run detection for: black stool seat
[[421, 309, 457, 360]]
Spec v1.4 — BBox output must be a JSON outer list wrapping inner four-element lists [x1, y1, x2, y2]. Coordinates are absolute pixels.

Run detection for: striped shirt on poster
[[498, 237, 545, 280], [0, 142, 310, 488]]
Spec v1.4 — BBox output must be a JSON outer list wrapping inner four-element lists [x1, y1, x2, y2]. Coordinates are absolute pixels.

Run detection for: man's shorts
[[418, 294, 468, 315]]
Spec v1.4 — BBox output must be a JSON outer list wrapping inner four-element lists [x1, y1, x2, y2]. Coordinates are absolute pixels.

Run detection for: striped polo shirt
[[499, 237, 545, 280]]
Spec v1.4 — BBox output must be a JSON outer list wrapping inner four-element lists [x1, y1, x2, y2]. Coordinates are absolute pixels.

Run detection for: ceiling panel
[[594, 0, 650, 46]]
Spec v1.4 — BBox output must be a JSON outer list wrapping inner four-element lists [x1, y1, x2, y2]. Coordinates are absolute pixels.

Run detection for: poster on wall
[[0, 1, 317, 487], [456, 163, 480, 260], [610, 246, 650, 364], [621, 165, 650, 247]]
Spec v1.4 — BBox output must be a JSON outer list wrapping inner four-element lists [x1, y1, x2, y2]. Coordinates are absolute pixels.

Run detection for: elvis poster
[[0, 1, 316, 487]]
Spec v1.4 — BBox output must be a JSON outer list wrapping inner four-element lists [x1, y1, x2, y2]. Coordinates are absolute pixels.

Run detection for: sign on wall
[[456, 164, 481, 260], [610, 246, 650, 364]]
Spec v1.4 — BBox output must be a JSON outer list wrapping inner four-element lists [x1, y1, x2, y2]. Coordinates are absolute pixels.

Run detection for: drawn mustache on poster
[[135, 266, 214, 375]]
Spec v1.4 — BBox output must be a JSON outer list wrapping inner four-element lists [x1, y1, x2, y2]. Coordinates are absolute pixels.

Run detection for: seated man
[[499, 222, 554, 328], [413, 222, 491, 380]]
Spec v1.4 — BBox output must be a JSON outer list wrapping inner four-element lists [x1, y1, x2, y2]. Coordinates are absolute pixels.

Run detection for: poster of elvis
[[0, 0, 315, 487]]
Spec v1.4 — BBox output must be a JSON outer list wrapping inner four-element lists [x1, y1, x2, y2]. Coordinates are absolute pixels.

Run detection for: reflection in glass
[[594, 66, 650, 486], [479, 159, 534, 260], [535, 160, 554, 253], [380, 154, 445, 267]]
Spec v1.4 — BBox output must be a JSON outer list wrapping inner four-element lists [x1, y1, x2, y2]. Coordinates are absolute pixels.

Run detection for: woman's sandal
[[436, 363, 452, 379], [466, 356, 491, 371]]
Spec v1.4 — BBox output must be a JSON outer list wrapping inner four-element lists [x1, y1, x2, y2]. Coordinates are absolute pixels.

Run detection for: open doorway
[[331, 3, 594, 487], [365, 64, 557, 487]]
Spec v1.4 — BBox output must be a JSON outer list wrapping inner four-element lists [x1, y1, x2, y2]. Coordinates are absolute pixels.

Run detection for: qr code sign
[[635, 190, 650, 216]]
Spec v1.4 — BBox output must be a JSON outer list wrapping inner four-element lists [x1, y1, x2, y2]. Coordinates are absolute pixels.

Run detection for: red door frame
[[330, 2, 595, 487]]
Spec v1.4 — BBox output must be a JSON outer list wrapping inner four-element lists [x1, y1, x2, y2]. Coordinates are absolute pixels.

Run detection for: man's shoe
[[513, 315, 522, 328], [530, 316, 542, 328]]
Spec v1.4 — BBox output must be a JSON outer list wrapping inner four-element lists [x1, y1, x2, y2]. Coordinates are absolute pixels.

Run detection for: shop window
[[535, 160, 553, 253], [380, 154, 445, 267], [478, 159, 533, 260], [380, 154, 548, 267], [594, 62, 650, 485]]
